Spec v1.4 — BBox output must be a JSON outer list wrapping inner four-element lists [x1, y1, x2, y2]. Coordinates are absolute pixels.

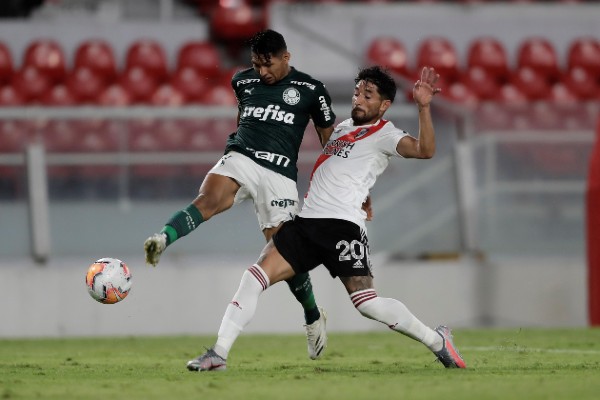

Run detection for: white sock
[[351, 289, 443, 352], [214, 264, 270, 359]]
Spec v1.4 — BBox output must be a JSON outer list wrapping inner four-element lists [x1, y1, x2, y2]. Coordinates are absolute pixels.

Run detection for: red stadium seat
[[0, 120, 30, 152], [474, 102, 512, 131], [74, 39, 117, 83], [567, 37, 600, 78], [366, 37, 410, 78], [466, 37, 509, 82], [154, 120, 188, 151], [510, 66, 551, 100], [125, 40, 168, 82], [517, 37, 560, 82], [43, 120, 80, 153], [119, 66, 159, 103], [200, 84, 237, 105], [219, 66, 244, 86], [23, 39, 66, 82], [460, 66, 500, 100], [97, 83, 133, 106], [170, 67, 210, 103], [66, 67, 106, 103], [494, 83, 529, 108], [0, 42, 14, 84], [562, 66, 599, 100], [442, 82, 479, 108], [149, 83, 186, 106], [416, 37, 460, 83], [12, 66, 52, 103], [177, 41, 221, 78], [0, 84, 25, 106], [210, 1, 265, 43], [40, 84, 77, 106], [129, 119, 182, 178]]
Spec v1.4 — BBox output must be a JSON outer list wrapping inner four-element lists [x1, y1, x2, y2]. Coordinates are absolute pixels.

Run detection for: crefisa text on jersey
[[241, 104, 295, 124]]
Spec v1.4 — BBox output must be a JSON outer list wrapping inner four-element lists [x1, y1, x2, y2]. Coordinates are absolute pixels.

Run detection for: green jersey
[[225, 67, 336, 181]]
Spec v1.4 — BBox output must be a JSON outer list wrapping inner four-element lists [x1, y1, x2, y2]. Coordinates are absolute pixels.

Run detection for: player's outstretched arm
[[396, 66, 440, 159]]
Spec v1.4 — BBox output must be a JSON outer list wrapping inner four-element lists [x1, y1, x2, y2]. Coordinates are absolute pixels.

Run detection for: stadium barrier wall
[[0, 253, 586, 338]]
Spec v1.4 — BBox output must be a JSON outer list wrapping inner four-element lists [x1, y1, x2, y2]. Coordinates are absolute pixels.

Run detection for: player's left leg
[[188, 241, 296, 371]]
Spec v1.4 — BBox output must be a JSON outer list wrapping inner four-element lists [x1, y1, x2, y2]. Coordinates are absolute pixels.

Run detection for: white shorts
[[208, 151, 300, 230]]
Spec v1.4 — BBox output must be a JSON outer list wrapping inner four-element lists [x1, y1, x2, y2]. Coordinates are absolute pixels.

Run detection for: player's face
[[251, 51, 291, 85], [351, 80, 391, 125]]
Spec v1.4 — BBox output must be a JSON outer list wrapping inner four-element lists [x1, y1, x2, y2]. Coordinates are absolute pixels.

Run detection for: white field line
[[463, 346, 600, 355]]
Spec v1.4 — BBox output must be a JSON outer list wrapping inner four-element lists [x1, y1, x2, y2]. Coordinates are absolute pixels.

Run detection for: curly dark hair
[[355, 66, 397, 103], [248, 29, 287, 62]]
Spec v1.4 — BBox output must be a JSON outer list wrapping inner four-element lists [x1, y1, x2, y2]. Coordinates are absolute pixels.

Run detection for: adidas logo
[[352, 260, 363, 269]]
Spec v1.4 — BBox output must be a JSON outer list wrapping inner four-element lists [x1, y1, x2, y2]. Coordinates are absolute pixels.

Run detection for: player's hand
[[413, 66, 441, 109], [362, 196, 373, 221]]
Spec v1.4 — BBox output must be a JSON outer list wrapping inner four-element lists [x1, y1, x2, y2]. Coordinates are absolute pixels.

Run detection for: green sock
[[286, 273, 320, 324], [160, 204, 204, 246]]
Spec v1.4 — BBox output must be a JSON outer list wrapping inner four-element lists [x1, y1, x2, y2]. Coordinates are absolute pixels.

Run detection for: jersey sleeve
[[310, 83, 336, 128], [378, 127, 411, 157]]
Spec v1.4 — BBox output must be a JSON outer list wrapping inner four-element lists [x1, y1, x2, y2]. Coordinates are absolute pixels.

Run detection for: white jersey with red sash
[[300, 117, 410, 230]]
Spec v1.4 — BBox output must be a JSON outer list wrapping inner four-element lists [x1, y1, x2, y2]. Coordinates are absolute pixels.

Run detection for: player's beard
[[351, 107, 375, 125]]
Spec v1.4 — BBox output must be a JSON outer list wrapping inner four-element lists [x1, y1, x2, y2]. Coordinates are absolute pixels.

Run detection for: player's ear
[[379, 99, 392, 114], [283, 51, 291, 63]]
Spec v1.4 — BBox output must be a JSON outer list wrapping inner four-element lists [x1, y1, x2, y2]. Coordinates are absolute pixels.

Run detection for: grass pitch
[[1, 328, 599, 400]]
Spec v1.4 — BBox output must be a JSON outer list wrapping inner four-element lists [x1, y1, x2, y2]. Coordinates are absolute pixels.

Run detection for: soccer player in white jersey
[[186, 65, 466, 371]]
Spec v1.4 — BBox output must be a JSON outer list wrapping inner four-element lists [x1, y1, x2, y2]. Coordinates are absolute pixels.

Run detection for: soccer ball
[[85, 257, 132, 304]]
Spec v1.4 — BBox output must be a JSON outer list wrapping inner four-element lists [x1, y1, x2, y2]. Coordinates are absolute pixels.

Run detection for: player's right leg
[[144, 165, 240, 266]]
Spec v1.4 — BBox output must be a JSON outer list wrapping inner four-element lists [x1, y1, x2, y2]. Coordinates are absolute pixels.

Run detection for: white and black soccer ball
[[85, 257, 132, 304]]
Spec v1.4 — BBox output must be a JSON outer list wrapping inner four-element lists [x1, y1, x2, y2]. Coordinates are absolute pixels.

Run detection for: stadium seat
[[40, 84, 77, 106], [510, 66, 551, 100], [0, 84, 25, 106], [365, 37, 410, 78], [154, 120, 189, 151], [74, 39, 117, 83], [125, 39, 168, 82], [442, 82, 479, 108], [23, 39, 67, 82], [97, 83, 133, 106], [460, 66, 500, 100], [0, 42, 14, 84], [561, 67, 599, 100], [129, 119, 183, 178], [493, 83, 529, 108], [149, 83, 186, 106], [416, 37, 460, 83], [12, 66, 52, 103], [517, 37, 560, 82], [177, 41, 221, 79], [170, 67, 210, 103], [44, 120, 80, 153], [466, 37, 509, 82], [119, 66, 159, 103], [0, 120, 30, 152], [474, 102, 511, 131], [200, 83, 237, 105], [210, 1, 266, 43], [567, 37, 600, 79], [66, 67, 106, 103], [219, 66, 244, 86]]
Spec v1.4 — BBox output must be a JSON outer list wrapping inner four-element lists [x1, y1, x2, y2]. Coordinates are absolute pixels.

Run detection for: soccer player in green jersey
[[144, 29, 336, 360]]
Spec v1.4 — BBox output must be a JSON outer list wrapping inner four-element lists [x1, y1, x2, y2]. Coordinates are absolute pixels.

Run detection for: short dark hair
[[355, 66, 397, 103], [248, 29, 287, 61]]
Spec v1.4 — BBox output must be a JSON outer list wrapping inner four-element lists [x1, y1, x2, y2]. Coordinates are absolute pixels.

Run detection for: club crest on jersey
[[283, 87, 300, 105], [355, 128, 369, 139]]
